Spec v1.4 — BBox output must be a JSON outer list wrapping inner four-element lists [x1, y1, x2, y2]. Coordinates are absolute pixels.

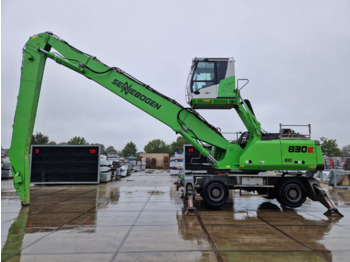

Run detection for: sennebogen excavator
[[9, 32, 341, 216]]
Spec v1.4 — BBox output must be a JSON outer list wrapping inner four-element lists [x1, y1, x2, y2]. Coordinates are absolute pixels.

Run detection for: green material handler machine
[[9, 32, 342, 216]]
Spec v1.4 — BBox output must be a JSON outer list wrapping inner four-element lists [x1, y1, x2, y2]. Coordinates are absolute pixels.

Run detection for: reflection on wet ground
[[2, 170, 350, 261]]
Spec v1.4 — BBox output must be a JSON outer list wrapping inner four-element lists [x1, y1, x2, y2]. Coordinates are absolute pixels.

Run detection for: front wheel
[[276, 179, 306, 208], [202, 178, 229, 207]]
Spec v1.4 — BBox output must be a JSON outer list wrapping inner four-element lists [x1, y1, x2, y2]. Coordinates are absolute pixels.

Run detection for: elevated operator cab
[[186, 57, 236, 109]]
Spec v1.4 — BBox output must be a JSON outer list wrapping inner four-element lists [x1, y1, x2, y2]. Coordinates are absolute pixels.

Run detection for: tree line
[[31, 132, 349, 157], [320, 137, 349, 157], [31, 132, 189, 157]]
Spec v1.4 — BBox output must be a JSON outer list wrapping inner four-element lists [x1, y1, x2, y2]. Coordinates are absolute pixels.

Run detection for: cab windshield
[[191, 61, 228, 93]]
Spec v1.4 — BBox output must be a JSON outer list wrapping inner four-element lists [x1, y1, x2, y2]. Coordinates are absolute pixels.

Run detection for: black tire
[[196, 179, 204, 196], [202, 178, 229, 207], [276, 179, 306, 208]]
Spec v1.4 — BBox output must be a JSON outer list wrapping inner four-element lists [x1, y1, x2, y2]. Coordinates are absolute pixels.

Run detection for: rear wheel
[[276, 179, 306, 208], [202, 178, 229, 207]]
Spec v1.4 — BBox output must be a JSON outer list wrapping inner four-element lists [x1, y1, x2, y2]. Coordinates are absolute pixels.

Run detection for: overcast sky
[[1, 0, 350, 152]]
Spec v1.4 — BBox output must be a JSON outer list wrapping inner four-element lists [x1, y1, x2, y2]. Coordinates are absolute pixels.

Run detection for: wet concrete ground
[[2, 170, 350, 262]]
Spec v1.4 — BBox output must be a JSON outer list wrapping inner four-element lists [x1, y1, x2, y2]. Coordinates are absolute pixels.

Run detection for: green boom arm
[[9, 32, 231, 205]]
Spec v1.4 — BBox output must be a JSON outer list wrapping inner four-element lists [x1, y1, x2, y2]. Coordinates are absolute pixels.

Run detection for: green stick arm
[[9, 32, 230, 205], [9, 34, 51, 205]]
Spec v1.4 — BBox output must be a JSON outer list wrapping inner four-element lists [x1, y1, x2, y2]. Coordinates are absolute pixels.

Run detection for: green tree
[[121, 141, 137, 157], [106, 146, 117, 153], [100, 144, 106, 155], [341, 145, 350, 157], [31, 132, 49, 145], [320, 137, 342, 157], [170, 136, 189, 155], [144, 139, 170, 153], [67, 136, 88, 145]]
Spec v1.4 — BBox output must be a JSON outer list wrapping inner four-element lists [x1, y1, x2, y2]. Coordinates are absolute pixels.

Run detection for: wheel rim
[[284, 184, 302, 204], [288, 188, 298, 199], [208, 183, 224, 202], [212, 188, 221, 197]]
